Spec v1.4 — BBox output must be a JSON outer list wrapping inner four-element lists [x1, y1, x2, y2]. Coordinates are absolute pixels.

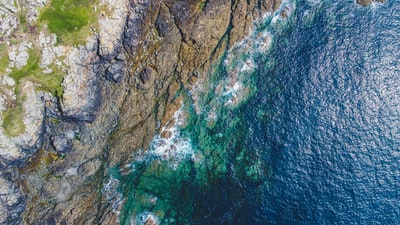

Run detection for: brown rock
[[145, 217, 157, 225], [356, 0, 386, 6]]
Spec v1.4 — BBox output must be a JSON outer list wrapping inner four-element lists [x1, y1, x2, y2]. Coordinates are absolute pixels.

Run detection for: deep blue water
[[252, 0, 400, 224]]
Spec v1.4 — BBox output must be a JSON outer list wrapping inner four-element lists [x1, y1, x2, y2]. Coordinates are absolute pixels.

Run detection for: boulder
[[50, 136, 72, 153], [105, 61, 127, 83]]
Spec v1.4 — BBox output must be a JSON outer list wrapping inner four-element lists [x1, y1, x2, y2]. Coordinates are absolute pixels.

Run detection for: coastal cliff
[[0, 0, 383, 224]]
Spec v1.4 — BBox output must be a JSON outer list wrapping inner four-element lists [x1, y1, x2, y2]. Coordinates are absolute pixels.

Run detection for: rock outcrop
[[98, 0, 129, 59], [0, 172, 25, 225], [61, 38, 100, 122], [0, 0, 19, 39], [0, 81, 46, 167]]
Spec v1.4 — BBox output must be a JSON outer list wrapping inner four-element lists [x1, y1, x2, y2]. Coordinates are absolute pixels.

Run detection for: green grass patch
[[0, 44, 7, 53], [19, 14, 27, 25], [0, 47, 9, 74], [48, 117, 60, 126], [19, 13, 28, 32], [2, 103, 25, 137], [39, 0, 98, 45], [32, 69, 64, 99], [198, 1, 206, 11]]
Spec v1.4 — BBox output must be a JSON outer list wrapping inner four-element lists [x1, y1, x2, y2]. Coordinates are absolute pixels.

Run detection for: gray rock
[[123, 0, 155, 55], [138, 67, 157, 89], [39, 32, 65, 69], [0, 0, 18, 39], [98, 0, 129, 59], [50, 136, 73, 153], [105, 61, 127, 83], [61, 38, 101, 122], [0, 88, 47, 225], [78, 159, 101, 177], [0, 173, 25, 225], [8, 42, 32, 69]]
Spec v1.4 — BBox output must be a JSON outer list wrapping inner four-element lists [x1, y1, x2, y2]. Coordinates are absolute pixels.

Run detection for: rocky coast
[[0, 0, 381, 224]]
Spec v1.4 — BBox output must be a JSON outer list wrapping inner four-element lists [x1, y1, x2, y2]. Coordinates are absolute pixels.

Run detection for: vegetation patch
[[33, 69, 64, 99], [8, 49, 64, 98], [3, 48, 64, 137], [198, 1, 207, 11], [39, 0, 98, 45], [0, 44, 9, 74], [2, 104, 25, 137], [18, 11, 28, 32], [19, 14, 27, 25]]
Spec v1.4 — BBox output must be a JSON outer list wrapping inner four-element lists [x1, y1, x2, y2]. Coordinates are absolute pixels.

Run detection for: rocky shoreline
[[0, 0, 381, 224]]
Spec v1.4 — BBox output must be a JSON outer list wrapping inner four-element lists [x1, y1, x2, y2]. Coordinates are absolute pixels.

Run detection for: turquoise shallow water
[[111, 0, 400, 224]]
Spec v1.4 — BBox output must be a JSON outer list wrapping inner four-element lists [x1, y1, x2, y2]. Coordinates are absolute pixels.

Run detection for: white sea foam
[[271, 0, 296, 25], [307, 0, 321, 5], [132, 212, 160, 225], [218, 29, 271, 107], [147, 102, 194, 167], [102, 175, 124, 223], [368, 0, 385, 9], [189, 78, 204, 114]]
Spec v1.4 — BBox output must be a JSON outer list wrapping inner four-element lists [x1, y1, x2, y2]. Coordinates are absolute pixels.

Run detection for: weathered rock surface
[[38, 32, 65, 70], [0, 172, 25, 225], [8, 42, 32, 69], [0, 81, 46, 168], [0, 0, 18, 40], [98, 0, 129, 59], [0, 0, 46, 43], [61, 38, 100, 122], [50, 135, 72, 153], [0, 80, 48, 224], [105, 60, 126, 83]]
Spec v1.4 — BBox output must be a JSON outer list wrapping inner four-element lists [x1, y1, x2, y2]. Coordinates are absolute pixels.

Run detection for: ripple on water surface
[[260, 0, 400, 224]]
